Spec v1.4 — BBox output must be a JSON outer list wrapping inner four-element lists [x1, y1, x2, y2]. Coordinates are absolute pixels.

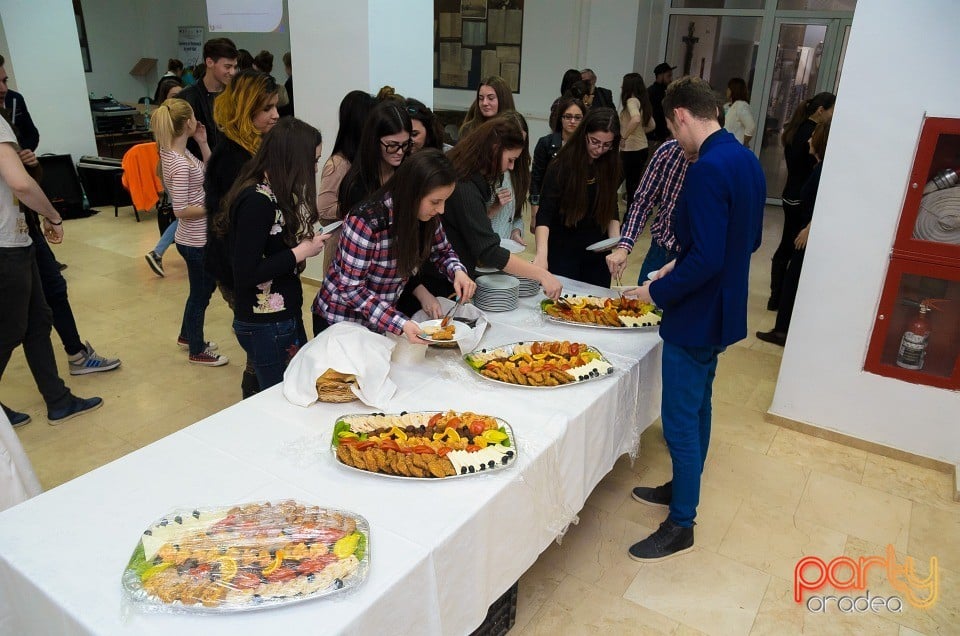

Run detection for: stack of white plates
[[473, 274, 519, 312], [517, 276, 540, 297]]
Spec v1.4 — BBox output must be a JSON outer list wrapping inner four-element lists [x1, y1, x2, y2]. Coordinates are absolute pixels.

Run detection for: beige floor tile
[[711, 371, 758, 406], [796, 472, 912, 552], [909, 503, 960, 574], [766, 427, 868, 484], [710, 401, 779, 454], [717, 498, 848, 581], [861, 455, 957, 511], [514, 557, 566, 633], [749, 576, 901, 635], [704, 442, 810, 515], [520, 574, 679, 636], [623, 547, 770, 636], [542, 503, 658, 597]]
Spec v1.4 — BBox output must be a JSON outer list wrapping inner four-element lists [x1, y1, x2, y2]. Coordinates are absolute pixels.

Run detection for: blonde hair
[[213, 69, 278, 155], [150, 98, 194, 149]]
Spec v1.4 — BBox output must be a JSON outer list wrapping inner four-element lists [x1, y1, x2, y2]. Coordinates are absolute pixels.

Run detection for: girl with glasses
[[619, 73, 654, 208], [314, 149, 475, 342], [222, 118, 331, 390], [530, 96, 585, 232], [534, 107, 622, 287], [338, 101, 413, 214]]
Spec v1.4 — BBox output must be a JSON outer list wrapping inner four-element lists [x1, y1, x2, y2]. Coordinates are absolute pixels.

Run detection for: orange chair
[[120, 142, 163, 222]]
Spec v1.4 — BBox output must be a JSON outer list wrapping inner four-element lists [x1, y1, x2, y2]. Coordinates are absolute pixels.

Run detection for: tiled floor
[[2, 205, 957, 635]]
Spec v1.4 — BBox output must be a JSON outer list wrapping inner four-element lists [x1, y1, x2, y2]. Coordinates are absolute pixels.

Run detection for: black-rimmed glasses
[[380, 140, 414, 154]]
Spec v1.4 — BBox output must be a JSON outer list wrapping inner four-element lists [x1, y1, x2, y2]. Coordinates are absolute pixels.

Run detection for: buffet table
[[0, 277, 662, 635]]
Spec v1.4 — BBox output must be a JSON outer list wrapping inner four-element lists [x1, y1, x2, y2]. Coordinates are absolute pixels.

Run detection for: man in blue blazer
[[625, 76, 765, 562]]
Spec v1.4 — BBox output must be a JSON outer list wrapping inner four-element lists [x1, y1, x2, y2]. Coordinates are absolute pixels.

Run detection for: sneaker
[[755, 330, 787, 346], [69, 341, 122, 375], [145, 251, 164, 277], [632, 481, 672, 508], [2, 403, 31, 428], [178, 336, 217, 351], [48, 395, 103, 425], [57, 261, 68, 271], [628, 519, 695, 563], [189, 350, 229, 366]]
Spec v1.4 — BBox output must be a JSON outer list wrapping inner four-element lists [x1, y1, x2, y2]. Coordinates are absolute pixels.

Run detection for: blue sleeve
[[649, 161, 729, 309]]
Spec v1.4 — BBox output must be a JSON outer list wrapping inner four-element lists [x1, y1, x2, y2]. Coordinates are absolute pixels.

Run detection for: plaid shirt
[[618, 139, 688, 254], [313, 194, 465, 335]]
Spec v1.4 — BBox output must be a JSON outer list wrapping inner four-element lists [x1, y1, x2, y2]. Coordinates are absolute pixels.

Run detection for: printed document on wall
[[206, 0, 285, 33]]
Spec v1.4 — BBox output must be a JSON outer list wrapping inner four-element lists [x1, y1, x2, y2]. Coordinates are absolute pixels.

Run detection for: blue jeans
[[661, 340, 725, 527], [154, 219, 178, 256], [176, 244, 217, 355], [637, 241, 679, 283], [233, 317, 306, 390]]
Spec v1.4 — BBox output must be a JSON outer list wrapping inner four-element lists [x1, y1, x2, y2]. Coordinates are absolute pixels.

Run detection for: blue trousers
[[233, 317, 306, 391], [637, 241, 679, 284], [154, 219, 178, 256], [176, 244, 217, 355], [661, 340, 724, 527]]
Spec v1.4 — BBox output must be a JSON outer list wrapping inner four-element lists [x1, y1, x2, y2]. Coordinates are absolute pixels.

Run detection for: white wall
[[368, 0, 434, 107], [771, 0, 960, 465], [634, 0, 665, 85], [0, 0, 97, 160], [433, 0, 646, 138]]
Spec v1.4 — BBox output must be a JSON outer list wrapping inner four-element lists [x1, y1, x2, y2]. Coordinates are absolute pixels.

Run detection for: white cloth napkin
[[283, 321, 397, 408], [412, 297, 489, 353]]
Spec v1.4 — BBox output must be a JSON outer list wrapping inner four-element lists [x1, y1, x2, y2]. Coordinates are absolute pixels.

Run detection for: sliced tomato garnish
[[231, 571, 262, 589], [398, 445, 415, 454], [466, 444, 481, 452], [570, 343, 580, 355], [379, 439, 400, 452], [412, 445, 435, 454], [295, 554, 338, 575], [436, 446, 453, 457], [265, 567, 297, 583], [428, 413, 443, 427]]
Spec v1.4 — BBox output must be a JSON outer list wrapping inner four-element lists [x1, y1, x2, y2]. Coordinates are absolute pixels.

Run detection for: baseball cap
[[654, 63, 677, 76]]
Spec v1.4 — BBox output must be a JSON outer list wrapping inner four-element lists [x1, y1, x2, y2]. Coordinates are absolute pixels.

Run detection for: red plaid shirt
[[312, 194, 465, 335], [618, 139, 689, 254]]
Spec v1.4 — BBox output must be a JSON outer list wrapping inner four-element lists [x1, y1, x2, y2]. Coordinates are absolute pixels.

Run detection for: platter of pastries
[[540, 296, 661, 329], [332, 410, 516, 479], [122, 500, 369, 612], [463, 340, 614, 388]]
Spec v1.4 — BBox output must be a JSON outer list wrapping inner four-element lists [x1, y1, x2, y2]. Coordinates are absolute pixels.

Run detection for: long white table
[[0, 278, 662, 635]]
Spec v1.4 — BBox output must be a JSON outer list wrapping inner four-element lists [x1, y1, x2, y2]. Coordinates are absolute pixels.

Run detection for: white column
[[0, 0, 97, 160]]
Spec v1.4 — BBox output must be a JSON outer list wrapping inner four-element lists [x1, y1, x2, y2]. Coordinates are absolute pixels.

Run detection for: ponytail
[[150, 98, 194, 150], [781, 91, 836, 146]]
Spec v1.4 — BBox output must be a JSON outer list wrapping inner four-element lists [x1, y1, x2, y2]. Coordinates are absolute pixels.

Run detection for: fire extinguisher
[[896, 298, 948, 370]]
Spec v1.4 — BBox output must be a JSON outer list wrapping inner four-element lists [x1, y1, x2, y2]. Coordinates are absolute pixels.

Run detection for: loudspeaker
[[37, 154, 92, 219]]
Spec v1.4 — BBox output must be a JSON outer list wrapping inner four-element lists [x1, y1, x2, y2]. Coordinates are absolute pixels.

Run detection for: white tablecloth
[[0, 278, 662, 635]]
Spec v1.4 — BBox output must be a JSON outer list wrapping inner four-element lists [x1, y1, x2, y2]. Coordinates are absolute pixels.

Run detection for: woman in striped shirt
[[151, 98, 227, 366]]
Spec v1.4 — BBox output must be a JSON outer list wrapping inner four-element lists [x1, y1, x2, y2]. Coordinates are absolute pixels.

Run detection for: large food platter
[[463, 340, 615, 388], [122, 500, 369, 613], [540, 296, 662, 331], [331, 411, 517, 479]]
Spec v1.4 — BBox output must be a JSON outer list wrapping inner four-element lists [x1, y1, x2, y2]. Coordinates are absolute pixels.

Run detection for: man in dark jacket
[[0, 55, 39, 152], [178, 38, 238, 157], [580, 69, 615, 110], [648, 62, 676, 144]]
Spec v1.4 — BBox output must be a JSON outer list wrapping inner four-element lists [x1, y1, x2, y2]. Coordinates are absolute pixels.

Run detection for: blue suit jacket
[[649, 129, 765, 347]]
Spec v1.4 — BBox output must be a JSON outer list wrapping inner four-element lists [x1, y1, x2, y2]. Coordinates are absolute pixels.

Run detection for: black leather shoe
[[632, 481, 672, 507], [2, 403, 31, 428], [755, 330, 787, 346], [628, 519, 694, 562], [47, 395, 103, 425]]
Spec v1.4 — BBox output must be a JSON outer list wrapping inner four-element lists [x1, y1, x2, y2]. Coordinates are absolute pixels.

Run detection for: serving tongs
[[553, 296, 573, 309], [440, 297, 463, 327]]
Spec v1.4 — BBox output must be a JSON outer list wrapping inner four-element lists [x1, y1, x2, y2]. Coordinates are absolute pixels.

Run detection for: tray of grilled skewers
[[540, 296, 662, 330], [463, 340, 615, 388], [122, 500, 369, 613], [332, 410, 517, 479]]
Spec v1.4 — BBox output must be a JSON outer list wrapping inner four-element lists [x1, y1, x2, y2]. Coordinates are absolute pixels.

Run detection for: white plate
[[418, 319, 471, 343], [585, 237, 620, 252], [315, 220, 343, 235], [647, 271, 657, 281], [499, 238, 526, 254], [475, 266, 499, 274], [476, 274, 520, 290]]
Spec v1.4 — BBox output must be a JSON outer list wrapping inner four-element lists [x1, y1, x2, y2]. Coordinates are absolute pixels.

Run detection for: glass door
[[755, 18, 848, 201]]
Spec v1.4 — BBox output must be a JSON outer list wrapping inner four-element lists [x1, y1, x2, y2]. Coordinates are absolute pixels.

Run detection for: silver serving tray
[[463, 341, 616, 389], [540, 297, 661, 331], [331, 411, 518, 480]]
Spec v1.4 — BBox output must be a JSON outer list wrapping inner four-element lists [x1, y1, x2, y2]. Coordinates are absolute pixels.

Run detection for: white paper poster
[[178, 27, 204, 67], [206, 0, 284, 32]]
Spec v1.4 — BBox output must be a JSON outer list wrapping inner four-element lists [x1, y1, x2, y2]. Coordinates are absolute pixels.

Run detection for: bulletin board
[[434, 0, 524, 92]]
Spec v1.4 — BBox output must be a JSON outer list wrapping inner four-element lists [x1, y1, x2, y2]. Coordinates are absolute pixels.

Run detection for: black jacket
[[591, 86, 615, 110], [179, 81, 222, 157], [648, 81, 669, 142], [3, 90, 39, 151], [204, 138, 253, 287], [530, 132, 562, 205]]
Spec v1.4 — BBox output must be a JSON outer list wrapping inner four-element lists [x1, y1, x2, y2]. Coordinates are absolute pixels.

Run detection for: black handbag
[[156, 191, 175, 235]]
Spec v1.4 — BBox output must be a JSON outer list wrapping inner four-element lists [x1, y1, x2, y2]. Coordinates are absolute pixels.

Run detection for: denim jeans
[[661, 340, 725, 528], [154, 219, 178, 256], [176, 244, 217, 355], [233, 317, 307, 390], [30, 227, 84, 356], [637, 242, 679, 283]]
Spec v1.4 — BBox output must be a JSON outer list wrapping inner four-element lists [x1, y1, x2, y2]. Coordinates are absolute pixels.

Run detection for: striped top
[[160, 148, 207, 247]]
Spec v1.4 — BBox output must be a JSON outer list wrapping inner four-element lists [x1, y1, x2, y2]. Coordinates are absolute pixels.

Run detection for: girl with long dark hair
[[534, 107, 622, 287], [221, 118, 331, 390], [458, 76, 515, 139], [317, 90, 375, 222], [339, 100, 413, 213], [418, 116, 562, 300], [531, 96, 585, 232], [619, 73, 654, 207], [768, 91, 836, 310], [722, 77, 755, 145], [405, 97, 444, 152], [313, 149, 476, 343], [489, 110, 530, 245]]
